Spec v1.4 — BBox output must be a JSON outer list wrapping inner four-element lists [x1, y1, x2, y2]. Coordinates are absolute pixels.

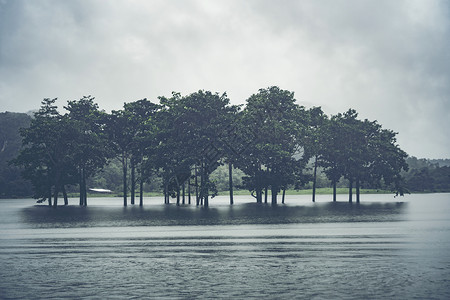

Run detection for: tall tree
[[14, 99, 78, 206], [65, 96, 110, 206], [304, 107, 327, 202], [104, 108, 136, 206], [122, 99, 160, 206], [237, 86, 309, 204], [156, 90, 238, 206]]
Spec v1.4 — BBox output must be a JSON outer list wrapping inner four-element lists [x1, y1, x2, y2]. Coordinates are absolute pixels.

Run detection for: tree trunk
[[312, 156, 318, 202], [356, 179, 360, 203], [139, 175, 144, 206], [229, 162, 234, 205], [195, 166, 199, 206], [188, 176, 191, 205], [271, 186, 278, 205], [53, 184, 59, 207], [349, 179, 353, 203], [122, 155, 127, 207], [264, 186, 268, 204], [164, 182, 169, 204], [282, 188, 286, 204], [82, 170, 87, 206], [176, 184, 180, 206], [200, 163, 205, 206], [63, 186, 68, 205], [79, 168, 83, 206], [204, 167, 209, 207], [256, 189, 262, 203], [131, 160, 135, 205], [333, 181, 337, 202], [48, 185, 52, 206], [182, 181, 185, 205]]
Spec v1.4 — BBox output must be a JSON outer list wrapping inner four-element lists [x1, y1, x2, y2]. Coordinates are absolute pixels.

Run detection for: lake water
[[0, 193, 449, 299]]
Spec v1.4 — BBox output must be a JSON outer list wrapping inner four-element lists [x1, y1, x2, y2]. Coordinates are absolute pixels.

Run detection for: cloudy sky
[[0, 0, 449, 158]]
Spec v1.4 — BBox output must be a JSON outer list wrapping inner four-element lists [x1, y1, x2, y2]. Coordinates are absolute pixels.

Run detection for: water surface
[[1, 194, 449, 299]]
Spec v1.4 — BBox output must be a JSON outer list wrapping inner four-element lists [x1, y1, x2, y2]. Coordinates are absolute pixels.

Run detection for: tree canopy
[[6, 86, 414, 205]]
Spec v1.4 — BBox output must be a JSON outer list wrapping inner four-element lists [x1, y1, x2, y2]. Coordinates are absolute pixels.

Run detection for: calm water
[[0, 194, 449, 299]]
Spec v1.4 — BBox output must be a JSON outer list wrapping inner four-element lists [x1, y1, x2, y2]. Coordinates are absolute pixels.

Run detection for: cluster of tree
[[403, 157, 450, 193], [9, 86, 410, 206]]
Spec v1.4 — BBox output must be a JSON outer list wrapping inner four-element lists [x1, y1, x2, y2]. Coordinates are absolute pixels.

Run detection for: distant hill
[[0, 112, 33, 197], [429, 159, 450, 167]]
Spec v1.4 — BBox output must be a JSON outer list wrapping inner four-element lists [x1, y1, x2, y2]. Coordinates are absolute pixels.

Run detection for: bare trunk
[[204, 166, 209, 207], [139, 175, 144, 206], [349, 179, 353, 203], [356, 179, 360, 203], [48, 185, 52, 206], [271, 186, 278, 205], [195, 166, 199, 206], [63, 186, 68, 205], [53, 185, 59, 207], [122, 155, 127, 207], [229, 162, 234, 205], [131, 160, 135, 205], [188, 176, 191, 205], [312, 156, 318, 203], [182, 181, 185, 205], [333, 181, 337, 202]]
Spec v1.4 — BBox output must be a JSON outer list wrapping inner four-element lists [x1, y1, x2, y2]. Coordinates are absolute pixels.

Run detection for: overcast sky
[[0, 0, 449, 158]]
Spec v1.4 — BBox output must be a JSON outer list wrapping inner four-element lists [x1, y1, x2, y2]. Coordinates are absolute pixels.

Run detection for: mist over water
[[1, 194, 449, 299]]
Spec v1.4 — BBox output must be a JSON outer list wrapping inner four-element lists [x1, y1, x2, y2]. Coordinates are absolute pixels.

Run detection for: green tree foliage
[[3, 87, 419, 204], [13, 99, 79, 206], [319, 109, 408, 202], [236, 86, 310, 204], [65, 96, 110, 206], [123, 99, 160, 206], [404, 157, 450, 192], [156, 91, 238, 206], [104, 100, 159, 206]]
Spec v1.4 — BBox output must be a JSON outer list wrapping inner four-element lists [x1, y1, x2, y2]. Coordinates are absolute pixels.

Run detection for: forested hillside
[[0, 112, 32, 197]]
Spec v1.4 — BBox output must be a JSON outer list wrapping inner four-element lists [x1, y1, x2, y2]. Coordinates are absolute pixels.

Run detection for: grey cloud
[[0, 0, 449, 158]]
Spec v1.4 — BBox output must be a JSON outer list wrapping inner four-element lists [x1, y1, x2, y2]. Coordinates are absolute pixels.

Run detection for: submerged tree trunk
[[53, 184, 59, 208], [349, 179, 353, 203], [139, 179, 144, 206], [356, 179, 360, 203], [271, 186, 278, 205], [229, 162, 234, 205], [122, 155, 127, 207], [63, 186, 68, 205], [188, 176, 191, 205], [255, 189, 262, 203], [195, 166, 199, 206], [312, 155, 318, 203], [333, 181, 337, 202], [82, 169, 87, 206], [139, 175, 144, 207], [164, 181, 169, 204], [204, 167, 209, 207], [182, 181, 185, 205], [131, 160, 135, 205], [48, 185, 52, 206], [79, 167, 85, 206]]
